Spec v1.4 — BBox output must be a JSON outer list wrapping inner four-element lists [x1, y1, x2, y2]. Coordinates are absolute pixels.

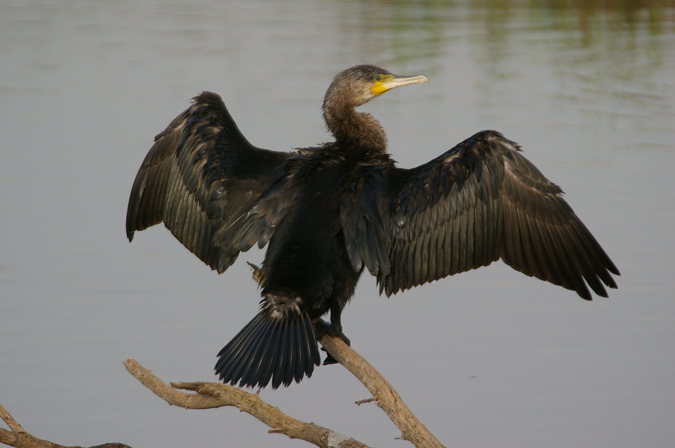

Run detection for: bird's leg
[[313, 318, 331, 339], [315, 303, 350, 365]]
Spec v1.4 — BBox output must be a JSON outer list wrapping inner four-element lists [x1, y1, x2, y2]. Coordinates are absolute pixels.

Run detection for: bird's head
[[323, 65, 429, 110]]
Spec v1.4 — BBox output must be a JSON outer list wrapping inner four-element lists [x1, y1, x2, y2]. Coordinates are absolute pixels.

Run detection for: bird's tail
[[215, 307, 322, 389]]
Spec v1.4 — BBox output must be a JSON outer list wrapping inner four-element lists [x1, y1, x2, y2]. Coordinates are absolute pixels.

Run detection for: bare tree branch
[[122, 358, 368, 448], [318, 336, 445, 448], [1, 329, 444, 448], [122, 332, 446, 448], [0, 405, 130, 448]]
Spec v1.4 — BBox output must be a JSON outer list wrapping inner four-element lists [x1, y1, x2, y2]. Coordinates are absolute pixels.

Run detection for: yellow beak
[[371, 73, 429, 96]]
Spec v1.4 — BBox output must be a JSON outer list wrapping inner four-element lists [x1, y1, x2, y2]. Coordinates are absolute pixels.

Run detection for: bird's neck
[[323, 105, 388, 153]]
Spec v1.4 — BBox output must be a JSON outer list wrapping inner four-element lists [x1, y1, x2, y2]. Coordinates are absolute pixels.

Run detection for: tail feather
[[215, 309, 321, 389], [215, 312, 269, 382], [247, 317, 281, 387], [282, 319, 295, 386], [256, 321, 282, 387], [301, 315, 319, 377], [230, 316, 272, 385], [293, 318, 305, 383], [289, 318, 306, 384]]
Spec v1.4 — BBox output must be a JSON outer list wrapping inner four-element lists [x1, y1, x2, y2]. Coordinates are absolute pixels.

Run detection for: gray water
[[1, 1, 674, 447]]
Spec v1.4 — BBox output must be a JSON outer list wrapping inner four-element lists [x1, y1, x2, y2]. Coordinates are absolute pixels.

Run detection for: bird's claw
[[314, 319, 351, 365]]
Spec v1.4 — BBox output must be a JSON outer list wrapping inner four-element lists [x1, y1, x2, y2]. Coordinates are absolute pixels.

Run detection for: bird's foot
[[314, 319, 351, 365], [314, 319, 351, 344]]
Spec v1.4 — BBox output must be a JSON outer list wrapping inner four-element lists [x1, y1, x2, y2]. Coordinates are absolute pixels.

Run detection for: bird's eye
[[375, 75, 381, 81]]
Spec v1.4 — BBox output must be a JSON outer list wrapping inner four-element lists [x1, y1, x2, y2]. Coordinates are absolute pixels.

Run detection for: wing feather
[[366, 130, 619, 299], [126, 92, 292, 272]]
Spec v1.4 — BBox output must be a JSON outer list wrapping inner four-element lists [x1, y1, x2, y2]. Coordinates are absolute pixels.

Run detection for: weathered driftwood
[[122, 331, 445, 448]]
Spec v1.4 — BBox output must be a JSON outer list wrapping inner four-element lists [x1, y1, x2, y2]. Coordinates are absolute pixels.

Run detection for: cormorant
[[126, 65, 619, 389]]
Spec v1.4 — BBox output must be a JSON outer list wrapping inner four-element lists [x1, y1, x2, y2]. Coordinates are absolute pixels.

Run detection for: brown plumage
[[126, 64, 619, 389]]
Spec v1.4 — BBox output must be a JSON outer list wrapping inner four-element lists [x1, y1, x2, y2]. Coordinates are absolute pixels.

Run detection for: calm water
[[1, 1, 674, 447]]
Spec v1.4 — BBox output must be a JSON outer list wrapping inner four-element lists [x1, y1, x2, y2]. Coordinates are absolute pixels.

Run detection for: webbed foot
[[314, 319, 351, 365]]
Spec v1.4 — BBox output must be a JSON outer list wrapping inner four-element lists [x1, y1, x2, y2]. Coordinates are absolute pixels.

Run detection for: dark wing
[[343, 130, 619, 300], [126, 91, 293, 272], [210, 152, 308, 255]]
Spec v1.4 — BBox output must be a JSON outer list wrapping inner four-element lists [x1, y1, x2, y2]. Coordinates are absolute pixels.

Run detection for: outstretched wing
[[343, 130, 619, 300], [126, 92, 293, 272]]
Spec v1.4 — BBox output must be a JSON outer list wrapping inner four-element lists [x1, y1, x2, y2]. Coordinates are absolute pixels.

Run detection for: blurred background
[[1, 1, 674, 447]]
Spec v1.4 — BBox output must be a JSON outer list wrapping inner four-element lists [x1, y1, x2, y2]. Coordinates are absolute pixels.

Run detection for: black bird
[[126, 64, 619, 389]]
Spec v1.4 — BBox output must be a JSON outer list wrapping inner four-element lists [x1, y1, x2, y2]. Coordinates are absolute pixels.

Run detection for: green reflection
[[332, 0, 672, 74], [328, 0, 672, 148]]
